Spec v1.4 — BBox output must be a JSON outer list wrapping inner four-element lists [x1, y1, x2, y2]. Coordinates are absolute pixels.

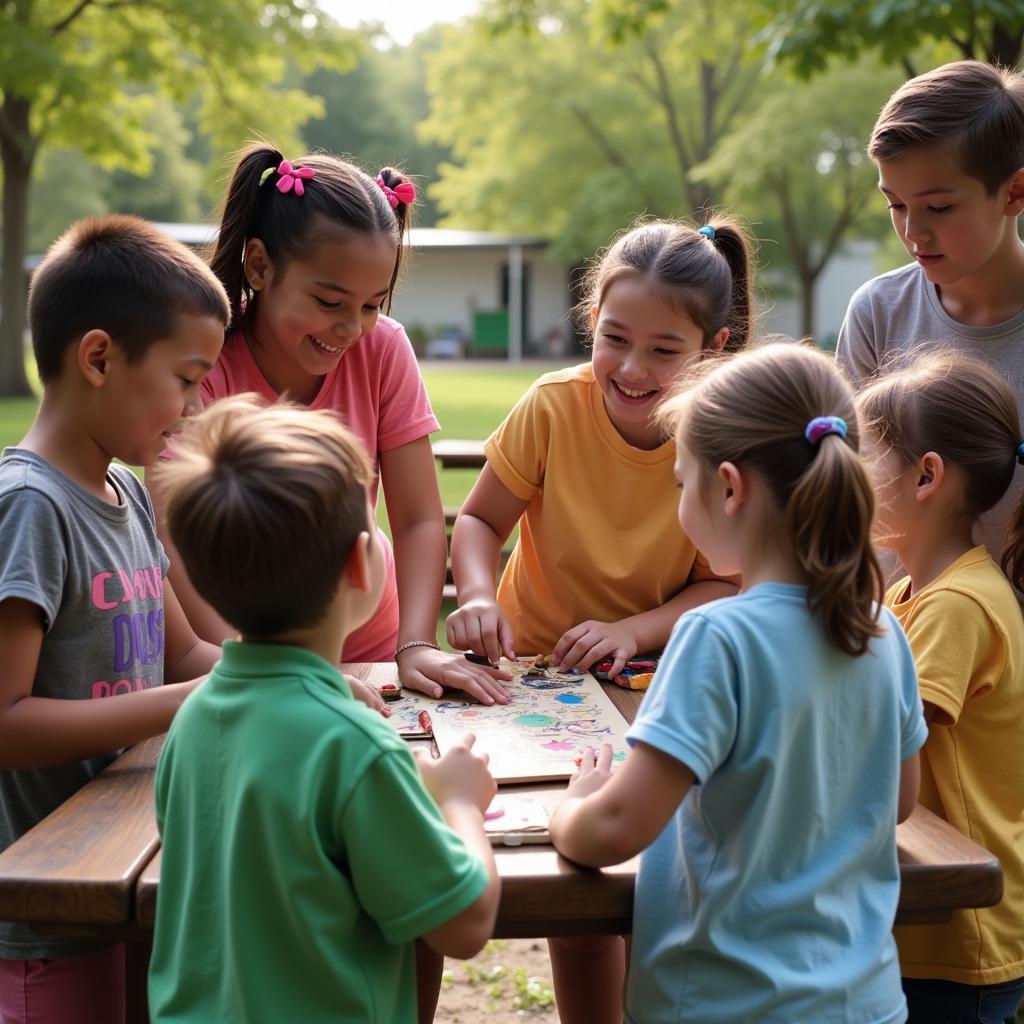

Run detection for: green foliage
[[762, 0, 1024, 75], [303, 27, 454, 225], [1, 1, 357, 165], [511, 966, 556, 1010], [696, 58, 900, 336], [28, 99, 207, 251], [421, 0, 767, 261]]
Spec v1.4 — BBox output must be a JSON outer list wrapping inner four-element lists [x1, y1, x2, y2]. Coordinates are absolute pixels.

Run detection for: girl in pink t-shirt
[[150, 143, 511, 711]]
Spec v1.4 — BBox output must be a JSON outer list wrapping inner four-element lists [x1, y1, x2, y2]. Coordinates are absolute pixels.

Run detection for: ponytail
[[209, 142, 415, 333], [375, 165, 416, 308], [659, 342, 883, 657], [786, 433, 884, 656], [703, 221, 753, 354], [1001, 486, 1024, 592], [210, 144, 284, 331]]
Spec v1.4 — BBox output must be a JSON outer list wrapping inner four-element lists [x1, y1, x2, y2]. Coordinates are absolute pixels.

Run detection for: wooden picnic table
[[0, 664, 1005, 1022], [432, 438, 486, 470]]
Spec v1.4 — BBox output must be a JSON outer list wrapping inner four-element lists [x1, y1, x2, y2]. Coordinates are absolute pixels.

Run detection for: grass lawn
[[421, 362, 559, 508], [0, 361, 565, 502]]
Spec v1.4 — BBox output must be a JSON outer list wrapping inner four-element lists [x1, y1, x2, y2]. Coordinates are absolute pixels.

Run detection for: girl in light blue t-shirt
[[550, 342, 927, 1024]]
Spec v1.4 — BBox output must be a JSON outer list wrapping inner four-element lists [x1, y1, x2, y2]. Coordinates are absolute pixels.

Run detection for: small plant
[[511, 967, 555, 1011]]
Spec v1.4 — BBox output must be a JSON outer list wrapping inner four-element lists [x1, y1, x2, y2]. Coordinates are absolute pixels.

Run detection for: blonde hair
[[857, 349, 1024, 589], [156, 394, 373, 637], [659, 343, 883, 657], [574, 214, 755, 354]]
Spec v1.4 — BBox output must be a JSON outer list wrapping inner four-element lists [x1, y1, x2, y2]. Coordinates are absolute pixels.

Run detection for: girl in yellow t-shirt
[[446, 215, 753, 1024], [858, 350, 1024, 1024]]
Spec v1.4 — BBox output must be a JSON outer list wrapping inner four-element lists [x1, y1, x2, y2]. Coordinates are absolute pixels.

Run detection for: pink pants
[[0, 945, 124, 1024]]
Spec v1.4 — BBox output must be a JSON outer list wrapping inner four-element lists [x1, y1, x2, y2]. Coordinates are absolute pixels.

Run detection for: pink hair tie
[[273, 160, 315, 196], [375, 175, 416, 209]]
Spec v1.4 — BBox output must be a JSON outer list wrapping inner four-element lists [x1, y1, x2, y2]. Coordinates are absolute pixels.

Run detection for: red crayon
[[418, 710, 433, 733]]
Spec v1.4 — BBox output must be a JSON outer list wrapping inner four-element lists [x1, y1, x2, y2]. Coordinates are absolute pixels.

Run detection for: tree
[[762, 1, 1024, 78], [303, 26, 455, 226], [28, 98, 208, 254], [420, 0, 767, 261], [696, 60, 899, 340], [0, 0, 358, 396]]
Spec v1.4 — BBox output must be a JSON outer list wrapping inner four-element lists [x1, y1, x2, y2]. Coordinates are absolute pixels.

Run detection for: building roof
[[23, 223, 549, 274], [146, 223, 548, 251]]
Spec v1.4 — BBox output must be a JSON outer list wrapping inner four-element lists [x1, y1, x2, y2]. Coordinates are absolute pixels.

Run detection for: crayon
[[417, 709, 433, 733], [465, 651, 499, 669]]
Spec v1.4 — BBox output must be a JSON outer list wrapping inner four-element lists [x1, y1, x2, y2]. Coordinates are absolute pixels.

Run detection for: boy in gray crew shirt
[[0, 216, 227, 1022], [837, 60, 1024, 567]]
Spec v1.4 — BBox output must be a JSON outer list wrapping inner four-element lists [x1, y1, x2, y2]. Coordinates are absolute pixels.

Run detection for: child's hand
[[446, 598, 516, 666], [416, 733, 497, 815], [346, 677, 391, 718], [565, 744, 615, 801], [552, 620, 638, 678], [398, 644, 513, 706]]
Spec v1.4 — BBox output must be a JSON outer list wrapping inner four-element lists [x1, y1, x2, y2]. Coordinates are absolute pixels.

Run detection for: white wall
[[390, 247, 570, 350], [759, 239, 890, 347]]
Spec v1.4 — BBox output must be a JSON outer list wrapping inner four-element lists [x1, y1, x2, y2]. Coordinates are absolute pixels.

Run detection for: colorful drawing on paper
[[427, 655, 631, 784], [345, 663, 437, 739], [347, 658, 630, 782]]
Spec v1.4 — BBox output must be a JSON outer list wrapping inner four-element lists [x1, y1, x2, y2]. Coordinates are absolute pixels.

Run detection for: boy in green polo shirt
[[148, 395, 500, 1023]]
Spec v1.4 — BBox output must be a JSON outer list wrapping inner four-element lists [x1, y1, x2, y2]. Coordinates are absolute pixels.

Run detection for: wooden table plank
[[896, 804, 1003, 923], [2, 665, 1004, 942], [0, 736, 163, 926]]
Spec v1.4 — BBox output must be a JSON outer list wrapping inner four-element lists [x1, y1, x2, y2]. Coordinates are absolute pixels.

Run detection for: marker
[[417, 710, 433, 733]]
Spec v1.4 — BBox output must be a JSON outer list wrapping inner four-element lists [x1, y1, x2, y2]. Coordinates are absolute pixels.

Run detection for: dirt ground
[[435, 938, 559, 1023]]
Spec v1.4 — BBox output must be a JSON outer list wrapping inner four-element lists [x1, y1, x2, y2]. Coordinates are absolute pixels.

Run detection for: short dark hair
[[158, 394, 374, 638], [29, 215, 230, 382], [869, 60, 1024, 194]]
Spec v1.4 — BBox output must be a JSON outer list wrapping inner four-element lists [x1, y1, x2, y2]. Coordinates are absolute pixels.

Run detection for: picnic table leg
[[125, 938, 151, 1024]]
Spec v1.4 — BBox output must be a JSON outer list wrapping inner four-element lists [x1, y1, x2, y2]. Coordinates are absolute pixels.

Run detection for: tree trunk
[[799, 272, 816, 342], [0, 95, 37, 397], [988, 23, 1023, 69]]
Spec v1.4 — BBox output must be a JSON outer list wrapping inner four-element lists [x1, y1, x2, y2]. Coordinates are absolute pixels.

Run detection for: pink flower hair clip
[[259, 160, 316, 196], [375, 175, 416, 209]]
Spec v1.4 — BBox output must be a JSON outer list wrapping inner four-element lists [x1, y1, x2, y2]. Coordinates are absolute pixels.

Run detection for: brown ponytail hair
[[209, 142, 415, 331], [856, 349, 1024, 590], [660, 342, 883, 657], [574, 213, 755, 354]]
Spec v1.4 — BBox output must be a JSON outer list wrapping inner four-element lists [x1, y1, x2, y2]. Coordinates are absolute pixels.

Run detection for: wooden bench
[[432, 438, 487, 470]]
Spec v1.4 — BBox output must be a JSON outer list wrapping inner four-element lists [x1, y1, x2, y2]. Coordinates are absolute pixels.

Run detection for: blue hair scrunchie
[[804, 416, 848, 446], [698, 225, 716, 241]]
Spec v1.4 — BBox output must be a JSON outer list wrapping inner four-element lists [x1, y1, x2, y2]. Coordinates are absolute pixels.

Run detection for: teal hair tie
[[699, 225, 716, 241], [805, 416, 848, 446], [1016, 440, 1024, 465]]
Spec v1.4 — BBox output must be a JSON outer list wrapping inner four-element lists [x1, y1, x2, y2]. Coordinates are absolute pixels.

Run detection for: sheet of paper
[[428, 656, 631, 784]]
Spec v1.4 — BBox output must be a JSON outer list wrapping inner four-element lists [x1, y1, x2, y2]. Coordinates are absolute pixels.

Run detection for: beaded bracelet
[[395, 639, 441, 659]]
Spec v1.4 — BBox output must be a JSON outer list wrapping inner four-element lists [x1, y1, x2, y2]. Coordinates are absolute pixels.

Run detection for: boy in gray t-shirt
[[0, 216, 228, 1023], [837, 60, 1024, 570]]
